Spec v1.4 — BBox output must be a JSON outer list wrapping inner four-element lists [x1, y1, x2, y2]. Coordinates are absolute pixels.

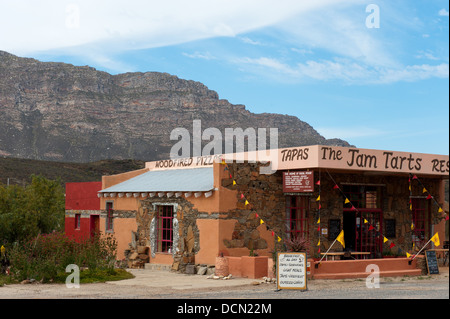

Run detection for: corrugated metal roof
[[99, 167, 214, 193]]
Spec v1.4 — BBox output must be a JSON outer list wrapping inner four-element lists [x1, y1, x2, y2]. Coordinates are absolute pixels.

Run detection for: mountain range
[[0, 50, 351, 163]]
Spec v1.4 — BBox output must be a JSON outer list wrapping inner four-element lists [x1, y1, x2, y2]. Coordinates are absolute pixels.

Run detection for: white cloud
[[233, 56, 449, 84], [0, 0, 350, 56], [439, 8, 449, 17], [182, 52, 216, 60]]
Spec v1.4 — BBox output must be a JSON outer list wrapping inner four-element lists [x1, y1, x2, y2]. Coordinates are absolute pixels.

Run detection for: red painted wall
[[65, 182, 102, 210], [65, 182, 102, 242]]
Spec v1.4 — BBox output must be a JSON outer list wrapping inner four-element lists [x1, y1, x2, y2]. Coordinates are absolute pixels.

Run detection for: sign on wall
[[282, 171, 314, 193], [277, 252, 307, 290]]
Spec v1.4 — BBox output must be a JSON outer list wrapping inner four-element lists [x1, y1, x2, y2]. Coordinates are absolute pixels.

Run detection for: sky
[[0, 0, 448, 155]]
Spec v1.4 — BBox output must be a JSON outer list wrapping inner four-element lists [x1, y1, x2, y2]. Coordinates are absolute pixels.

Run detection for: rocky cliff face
[[0, 50, 351, 162]]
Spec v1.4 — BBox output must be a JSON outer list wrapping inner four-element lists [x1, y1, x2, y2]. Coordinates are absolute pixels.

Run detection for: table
[[320, 252, 371, 261]]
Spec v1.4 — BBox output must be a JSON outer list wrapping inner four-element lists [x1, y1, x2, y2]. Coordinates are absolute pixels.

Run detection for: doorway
[[343, 212, 356, 251], [90, 215, 100, 238], [343, 210, 383, 258]]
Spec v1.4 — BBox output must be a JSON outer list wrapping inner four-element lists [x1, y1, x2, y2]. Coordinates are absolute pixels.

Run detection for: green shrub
[[7, 231, 117, 283]]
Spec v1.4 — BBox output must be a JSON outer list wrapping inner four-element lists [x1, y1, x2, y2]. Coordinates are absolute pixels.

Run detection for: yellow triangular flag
[[411, 223, 414, 230], [383, 236, 388, 243], [344, 198, 350, 204], [277, 236, 281, 242], [317, 217, 320, 224], [423, 187, 427, 193], [336, 230, 345, 248], [317, 239, 320, 246], [316, 195, 320, 201], [438, 207, 443, 213], [409, 185, 411, 191], [409, 203, 412, 211], [244, 200, 249, 206], [364, 219, 368, 224], [232, 180, 236, 185], [260, 219, 264, 225], [406, 252, 411, 258], [430, 232, 440, 247]]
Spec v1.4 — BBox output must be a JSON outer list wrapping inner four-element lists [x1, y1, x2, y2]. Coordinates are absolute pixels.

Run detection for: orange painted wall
[[186, 162, 237, 214], [99, 216, 137, 260], [196, 219, 239, 265]]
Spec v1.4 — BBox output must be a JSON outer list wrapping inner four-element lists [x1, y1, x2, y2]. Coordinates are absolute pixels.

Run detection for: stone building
[[91, 145, 448, 272]]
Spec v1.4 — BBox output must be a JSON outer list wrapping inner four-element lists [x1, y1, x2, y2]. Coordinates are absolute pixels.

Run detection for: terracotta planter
[[215, 256, 229, 277]]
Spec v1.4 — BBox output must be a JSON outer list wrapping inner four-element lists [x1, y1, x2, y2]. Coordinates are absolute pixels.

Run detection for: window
[[285, 196, 309, 240], [156, 205, 174, 253], [106, 202, 114, 231], [75, 214, 81, 230], [343, 185, 381, 209]]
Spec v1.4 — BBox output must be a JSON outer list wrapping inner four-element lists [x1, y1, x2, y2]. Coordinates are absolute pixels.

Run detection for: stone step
[[144, 263, 172, 271]]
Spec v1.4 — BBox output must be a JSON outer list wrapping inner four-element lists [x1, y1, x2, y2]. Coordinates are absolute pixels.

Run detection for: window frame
[[75, 213, 81, 230], [285, 195, 310, 240], [156, 205, 174, 253], [105, 201, 114, 232]]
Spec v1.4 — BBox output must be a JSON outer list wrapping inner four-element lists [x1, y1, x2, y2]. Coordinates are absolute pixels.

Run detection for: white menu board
[[277, 252, 307, 290]]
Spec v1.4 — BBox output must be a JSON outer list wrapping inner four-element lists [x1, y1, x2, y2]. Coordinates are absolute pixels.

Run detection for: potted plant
[[284, 235, 310, 256]]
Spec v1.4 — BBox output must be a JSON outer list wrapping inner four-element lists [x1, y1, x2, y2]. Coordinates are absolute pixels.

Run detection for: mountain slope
[[0, 50, 351, 162]]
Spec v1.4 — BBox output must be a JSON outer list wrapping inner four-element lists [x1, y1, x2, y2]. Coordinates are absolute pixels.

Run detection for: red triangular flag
[[389, 242, 395, 248], [412, 175, 418, 180], [319, 204, 322, 209], [333, 184, 339, 189], [368, 225, 374, 231], [240, 193, 244, 199], [316, 180, 321, 185], [445, 215, 449, 221], [271, 231, 274, 237], [426, 194, 432, 200], [255, 213, 259, 218], [350, 206, 357, 211]]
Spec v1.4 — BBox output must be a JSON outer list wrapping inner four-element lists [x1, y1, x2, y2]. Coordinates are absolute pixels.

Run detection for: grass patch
[[55, 268, 135, 284], [1, 268, 134, 286]]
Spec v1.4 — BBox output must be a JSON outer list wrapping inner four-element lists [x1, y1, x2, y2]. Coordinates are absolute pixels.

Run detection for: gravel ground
[[0, 267, 448, 300]]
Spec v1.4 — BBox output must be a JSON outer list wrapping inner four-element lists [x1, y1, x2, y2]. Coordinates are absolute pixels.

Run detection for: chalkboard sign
[[277, 252, 307, 290], [425, 250, 439, 275], [385, 219, 396, 238], [328, 219, 341, 240]]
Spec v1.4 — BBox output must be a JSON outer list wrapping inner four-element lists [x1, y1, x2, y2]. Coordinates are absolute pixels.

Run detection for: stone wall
[[221, 162, 286, 255], [121, 161, 444, 270], [220, 162, 444, 258]]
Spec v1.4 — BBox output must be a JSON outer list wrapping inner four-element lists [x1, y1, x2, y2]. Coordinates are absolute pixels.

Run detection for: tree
[[0, 175, 65, 244]]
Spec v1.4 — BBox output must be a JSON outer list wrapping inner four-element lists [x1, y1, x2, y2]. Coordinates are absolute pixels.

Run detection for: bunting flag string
[[316, 170, 321, 253], [326, 170, 447, 259], [410, 173, 447, 220], [325, 169, 409, 258], [220, 157, 445, 259], [220, 157, 284, 246]]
